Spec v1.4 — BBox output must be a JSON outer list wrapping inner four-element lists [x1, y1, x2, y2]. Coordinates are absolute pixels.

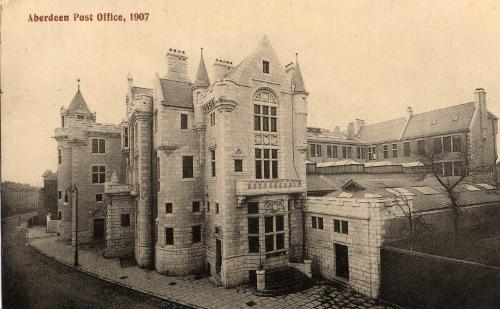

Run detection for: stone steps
[[255, 266, 313, 296]]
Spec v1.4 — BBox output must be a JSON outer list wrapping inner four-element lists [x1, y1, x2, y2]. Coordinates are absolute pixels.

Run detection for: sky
[[2, 0, 500, 186]]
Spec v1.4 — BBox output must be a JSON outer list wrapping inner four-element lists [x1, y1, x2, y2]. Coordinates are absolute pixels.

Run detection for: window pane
[[312, 216, 317, 228], [264, 149, 270, 158], [99, 173, 106, 183], [248, 202, 259, 214], [265, 235, 274, 252], [92, 139, 98, 153], [265, 216, 273, 233], [443, 136, 452, 153], [341, 221, 349, 234], [235, 159, 243, 172], [192, 226, 201, 243], [276, 233, 284, 250], [434, 138, 442, 154], [254, 116, 261, 131], [310, 144, 315, 157], [264, 161, 270, 179], [92, 166, 98, 172], [271, 118, 277, 132], [452, 135, 461, 152], [276, 215, 284, 231], [165, 203, 172, 213], [254, 104, 260, 114], [333, 146, 337, 158], [271, 161, 278, 179], [249, 236, 259, 253], [334, 219, 340, 233], [100, 139, 105, 153], [99, 166, 105, 172], [418, 140, 425, 155], [444, 162, 453, 176], [404, 142, 410, 157], [255, 149, 262, 158], [92, 174, 98, 183], [262, 106, 269, 115], [271, 107, 276, 116], [318, 217, 323, 230], [262, 117, 269, 131], [248, 217, 259, 234], [183, 156, 194, 178], [181, 114, 188, 129], [192, 201, 200, 213], [255, 160, 262, 179], [165, 228, 174, 245]]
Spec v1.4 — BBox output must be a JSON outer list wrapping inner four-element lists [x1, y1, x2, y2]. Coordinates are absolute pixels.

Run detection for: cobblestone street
[[27, 226, 392, 309]]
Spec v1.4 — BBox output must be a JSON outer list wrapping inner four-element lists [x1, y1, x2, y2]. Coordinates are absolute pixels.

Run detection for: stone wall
[[305, 196, 396, 298], [105, 186, 135, 258]]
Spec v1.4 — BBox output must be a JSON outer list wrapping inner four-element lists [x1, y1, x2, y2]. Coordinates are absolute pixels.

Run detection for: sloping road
[[1, 214, 190, 309]]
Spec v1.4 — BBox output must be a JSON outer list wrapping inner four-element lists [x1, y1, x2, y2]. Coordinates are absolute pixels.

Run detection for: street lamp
[[65, 184, 79, 267]]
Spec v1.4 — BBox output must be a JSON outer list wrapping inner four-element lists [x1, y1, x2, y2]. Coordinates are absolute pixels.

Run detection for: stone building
[[54, 82, 125, 245], [49, 36, 498, 299], [307, 90, 498, 182]]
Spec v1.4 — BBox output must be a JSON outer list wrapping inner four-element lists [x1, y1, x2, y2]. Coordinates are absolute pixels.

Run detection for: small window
[[192, 225, 201, 243], [434, 138, 443, 154], [234, 159, 243, 172], [317, 217, 324, 230], [58, 149, 62, 164], [95, 194, 103, 202], [211, 150, 216, 177], [121, 214, 130, 227], [181, 114, 188, 129], [165, 228, 174, 245], [58, 191, 62, 200], [383, 145, 389, 159], [92, 139, 106, 154], [334, 219, 340, 233], [58, 211, 62, 220], [154, 110, 158, 133], [207, 201, 211, 213], [91, 165, 106, 183], [312, 216, 317, 229], [182, 156, 194, 178], [248, 217, 259, 234], [165, 202, 173, 213], [334, 219, 348, 234], [443, 136, 452, 153], [452, 135, 461, 152], [417, 140, 426, 155], [123, 127, 129, 148], [192, 201, 200, 213], [248, 236, 259, 253], [392, 144, 398, 158], [210, 113, 216, 126], [341, 221, 348, 234], [263, 60, 270, 74], [215, 203, 219, 214]]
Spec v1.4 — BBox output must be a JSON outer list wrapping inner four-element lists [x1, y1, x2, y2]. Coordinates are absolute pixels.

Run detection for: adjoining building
[[51, 36, 499, 299], [54, 82, 125, 245]]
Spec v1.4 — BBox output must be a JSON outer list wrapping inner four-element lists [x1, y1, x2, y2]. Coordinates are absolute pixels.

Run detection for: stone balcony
[[236, 178, 305, 197]]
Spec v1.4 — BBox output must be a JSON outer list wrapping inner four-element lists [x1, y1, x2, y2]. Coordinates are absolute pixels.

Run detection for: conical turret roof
[[193, 48, 210, 89], [292, 54, 307, 94], [67, 86, 92, 115]]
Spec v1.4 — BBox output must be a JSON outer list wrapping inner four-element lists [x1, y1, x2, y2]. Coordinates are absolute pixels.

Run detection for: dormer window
[[263, 61, 270, 74]]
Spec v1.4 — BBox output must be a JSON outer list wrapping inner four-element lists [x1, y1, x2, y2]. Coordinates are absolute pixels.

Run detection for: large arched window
[[253, 89, 279, 179], [253, 90, 278, 132]]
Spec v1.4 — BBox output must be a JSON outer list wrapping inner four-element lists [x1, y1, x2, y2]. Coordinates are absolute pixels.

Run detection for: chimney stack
[[347, 122, 355, 138], [213, 59, 233, 82], [354, 119, 365, 135], [166, 48, 188, 81], [406, 106, 413, 120], [474, 88, 487, 139]]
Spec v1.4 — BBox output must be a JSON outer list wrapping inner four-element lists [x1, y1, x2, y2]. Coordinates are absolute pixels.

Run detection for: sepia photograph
[[1, 0, 499, 308]]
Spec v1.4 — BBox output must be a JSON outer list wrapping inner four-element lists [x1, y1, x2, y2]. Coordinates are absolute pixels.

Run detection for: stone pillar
[[303, 259, 312, 278], [256, 269, 266, 291], [134, 114, 153, 268]]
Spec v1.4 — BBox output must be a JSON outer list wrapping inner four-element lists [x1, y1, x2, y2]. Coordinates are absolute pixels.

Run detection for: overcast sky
[[2, 0, 500, 186]]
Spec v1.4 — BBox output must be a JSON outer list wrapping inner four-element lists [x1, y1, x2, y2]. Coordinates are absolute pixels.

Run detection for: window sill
[[182, 178, 195, 182]]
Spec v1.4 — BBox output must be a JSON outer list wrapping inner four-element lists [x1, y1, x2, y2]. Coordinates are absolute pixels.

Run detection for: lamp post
[[66, 184, 79, 267]]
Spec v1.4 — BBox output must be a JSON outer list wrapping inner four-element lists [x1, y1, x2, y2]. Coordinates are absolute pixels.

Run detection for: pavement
[[26, 226, 392, 309], [2, 213, 187, 309]]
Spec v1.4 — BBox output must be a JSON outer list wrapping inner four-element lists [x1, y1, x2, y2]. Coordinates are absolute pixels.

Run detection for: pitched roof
[[67, 88, 92, 115], [131, 86, 152, 98], [402, 102, 475, 139], [292, 61, 307, 93], [355, 117, 407, 143], [159, 79, 193, 109], [226, 35, 286, 85], [193, 50, 210, 88], [307, 127, 364, 144]]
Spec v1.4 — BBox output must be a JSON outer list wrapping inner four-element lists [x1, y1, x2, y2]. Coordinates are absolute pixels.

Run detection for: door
[[93, 218, 105, 240], [335, 243, 349, 279], [216, 239, 222, 274]]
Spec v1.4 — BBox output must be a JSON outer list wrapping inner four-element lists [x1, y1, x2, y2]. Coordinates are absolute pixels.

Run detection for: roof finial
[[295, 53, 299, 64], [77, 78, 81, 90], [200, 47, 204, 58]]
